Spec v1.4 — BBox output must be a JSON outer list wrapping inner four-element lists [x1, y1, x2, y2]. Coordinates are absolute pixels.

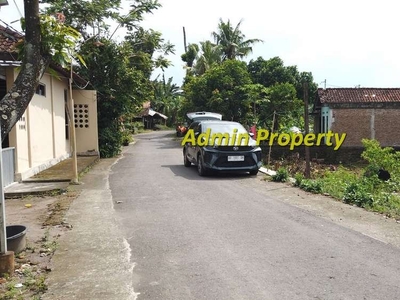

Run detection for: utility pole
[[304, 82, 310, 178], [267, 111, 276, 169], [69, 67, 78, 183], [183, 26, 187, 53]]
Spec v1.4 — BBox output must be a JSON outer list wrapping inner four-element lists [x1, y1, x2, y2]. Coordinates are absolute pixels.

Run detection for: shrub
[[299, 179, 323, 193], [361, 139, 400, 179], [371, 192, 400, 218], [99, 125, 122, 158], [272, 167, 289, 182], [121, 130, 133, 146], [294, 173, 304, 187], [342, 180, 374, 208], [133, 121, 145, 133], [320, 166, 358, 199]]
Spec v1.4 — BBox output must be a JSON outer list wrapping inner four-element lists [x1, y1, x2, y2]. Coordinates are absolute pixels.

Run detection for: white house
[[0, 24, 99, 184]]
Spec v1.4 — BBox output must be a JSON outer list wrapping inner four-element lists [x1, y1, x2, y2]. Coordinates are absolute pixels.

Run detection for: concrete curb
[[259, 167, 276, 176]]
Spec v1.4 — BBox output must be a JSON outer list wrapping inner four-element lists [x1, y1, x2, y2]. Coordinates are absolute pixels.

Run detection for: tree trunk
[[0, 0, 51, 142]]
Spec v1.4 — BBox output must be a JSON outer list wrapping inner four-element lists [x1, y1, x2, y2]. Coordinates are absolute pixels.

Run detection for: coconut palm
[[194, 40, 222, 75], [212, 19, 262, 60]]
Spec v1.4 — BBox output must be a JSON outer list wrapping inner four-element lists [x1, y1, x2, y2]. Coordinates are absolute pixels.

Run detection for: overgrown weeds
[[272, 139, 400, 219]]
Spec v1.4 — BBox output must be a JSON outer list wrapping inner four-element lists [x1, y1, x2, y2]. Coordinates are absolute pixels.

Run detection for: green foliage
[[299, 178, 323, 194], [211, 19, 263, 60], [361, 139, 400, 178], [371, 193, 400, 218], [320, 167, 358, 199], [19, 14, 84, 68], [42, 0, 172, 158], [272, 167, 289, 182], [125, 28, 175, 77], [343, 179, 374, 208], [99, 124, 123, 158], [247, 56, 318, 102], [152, 76, 183, 126], [41, 0, 161, 38], [184, 60, 252, 122], [133, 121, 145, 133], [121, 130, 133, 146], [287, 140, 400, 218], [294, 173, 304, 187]]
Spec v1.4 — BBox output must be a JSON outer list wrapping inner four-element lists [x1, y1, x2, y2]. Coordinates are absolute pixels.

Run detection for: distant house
[[313, 88, 400, 147], [0, 24, 99, 183], [136, 101, 168, 129]]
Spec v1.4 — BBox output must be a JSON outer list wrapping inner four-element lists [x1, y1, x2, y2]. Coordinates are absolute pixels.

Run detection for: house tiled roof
[[318, 88, 400, 103], [0, 23, 89, 86], [0, 24, 22, 54]]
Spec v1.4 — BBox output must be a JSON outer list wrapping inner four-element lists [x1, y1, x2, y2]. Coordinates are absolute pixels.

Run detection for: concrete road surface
[[109, 131, 400, 300]]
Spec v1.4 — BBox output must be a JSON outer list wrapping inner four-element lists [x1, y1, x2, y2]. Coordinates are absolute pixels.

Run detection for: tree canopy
[[181, 20, 317, 132]]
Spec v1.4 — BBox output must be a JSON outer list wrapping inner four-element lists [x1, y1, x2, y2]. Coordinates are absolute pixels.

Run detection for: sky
[[2, 0, 400, 88]]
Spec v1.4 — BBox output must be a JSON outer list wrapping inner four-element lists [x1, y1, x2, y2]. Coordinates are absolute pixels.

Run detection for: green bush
[[361, 139, 400, 179], [371, 192, 400, 218], [133, 121, 145, 133], [320, 167, 358, 199], [294, 173, 304, 187], [342, 179, 374, 208], [299, 179, 323, 193], [272, 167, 289, 182], [121, 130, 133, 146], [99, 125, 122, 158]]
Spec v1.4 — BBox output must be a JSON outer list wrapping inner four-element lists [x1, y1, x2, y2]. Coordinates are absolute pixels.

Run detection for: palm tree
[[152, 75, 183, 125], [212, 19, 262, 60], [194, 41, 222, 75]]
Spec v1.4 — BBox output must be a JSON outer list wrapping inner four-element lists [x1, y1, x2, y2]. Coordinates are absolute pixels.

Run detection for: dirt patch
[[0, 190, 80, 299]]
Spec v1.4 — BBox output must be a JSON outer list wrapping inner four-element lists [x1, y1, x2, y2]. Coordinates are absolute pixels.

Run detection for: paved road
[[110, 130, 400, 300]]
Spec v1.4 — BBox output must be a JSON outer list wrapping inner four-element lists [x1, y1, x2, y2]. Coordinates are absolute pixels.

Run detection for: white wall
[[73, 89, 98, 154], [8, 69, 71, 180]]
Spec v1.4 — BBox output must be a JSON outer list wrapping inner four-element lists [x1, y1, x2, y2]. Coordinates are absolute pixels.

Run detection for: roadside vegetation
[[271, 139, 400, 219]]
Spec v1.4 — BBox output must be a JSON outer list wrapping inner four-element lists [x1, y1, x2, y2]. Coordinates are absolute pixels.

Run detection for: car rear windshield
[[203, 123, 248, 134]]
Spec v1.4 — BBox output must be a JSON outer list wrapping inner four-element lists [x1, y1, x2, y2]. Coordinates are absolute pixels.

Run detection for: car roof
[[187, 111, 222, 120], [199, 120, 242, 125]]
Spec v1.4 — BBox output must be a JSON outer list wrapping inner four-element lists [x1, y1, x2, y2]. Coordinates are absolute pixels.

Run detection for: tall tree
[[43, 0, 174, 157], [184, 60, 252, 122], [247, 56, 317, 101], [41, 0, 161, 39], [211, 19, 262, 60], [194, 41, 221, 75], [152, 75, 182, 125]]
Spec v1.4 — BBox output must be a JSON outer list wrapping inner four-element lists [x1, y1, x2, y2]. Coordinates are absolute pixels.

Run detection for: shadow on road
[[161, 164, 257, 181]]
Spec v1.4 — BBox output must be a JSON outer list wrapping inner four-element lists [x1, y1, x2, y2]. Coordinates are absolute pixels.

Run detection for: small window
[[36, 83, 46, 96]]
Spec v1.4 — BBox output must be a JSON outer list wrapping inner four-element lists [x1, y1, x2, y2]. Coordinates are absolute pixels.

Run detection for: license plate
[[228, 156, 244, 162]]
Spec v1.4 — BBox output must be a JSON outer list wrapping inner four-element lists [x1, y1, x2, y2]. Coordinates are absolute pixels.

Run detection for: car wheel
[[249, 169, 259, 176], [197, 154, 207, 176], [183, 150, 191, 167]]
